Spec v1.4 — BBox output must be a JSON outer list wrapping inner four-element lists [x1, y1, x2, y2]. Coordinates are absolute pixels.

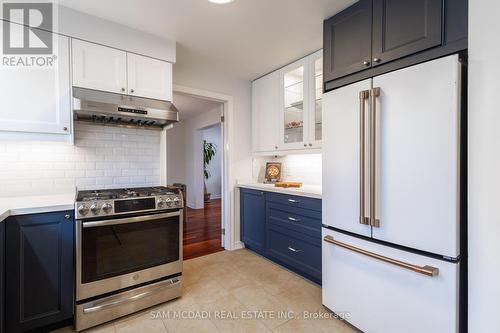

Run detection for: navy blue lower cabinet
[[266, 224, 322, 284], [240, 188, 266, 255], [6, 211, 74, 333]]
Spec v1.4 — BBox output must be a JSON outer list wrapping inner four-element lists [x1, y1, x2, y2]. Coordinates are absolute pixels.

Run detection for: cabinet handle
[[373, 58, 381, 63], [369, 88, 380, 228], [303, 144, 307, 147], [323, 235, 439, 277], [130, 89, 135, 93], [121, 88, 126, 92], [308, 143, 312, 147], [287, 199, 300, 203], [359, 90, 370, 225], [275, 146, 278, 150], [63, 127, 68, 132], [287, 246, 302, 253], [64, 214, 71, 220], [287, 216, 301, 223], [363, 60, 370, 66]]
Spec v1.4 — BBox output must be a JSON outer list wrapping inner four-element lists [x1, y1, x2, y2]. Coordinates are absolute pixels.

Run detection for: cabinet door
[[127, 53, 172, 101], [307, 51, 323, 148], [252, 71, 281, 152], [372, 0, 443, 66], [6, 211, 74, 333], [0, 32, 71, 135], [280, 58, 310, 150], [240, 189, 266, 254], [72, 39, 127, 94], [371, 55, 460, 258], [323, 0, 372, 82], [322, 79, 372, 238]]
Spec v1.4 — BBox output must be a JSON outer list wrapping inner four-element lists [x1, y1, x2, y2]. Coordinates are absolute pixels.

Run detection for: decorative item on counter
[[274, 181, 303, 188], [264, 162, 282, 183]]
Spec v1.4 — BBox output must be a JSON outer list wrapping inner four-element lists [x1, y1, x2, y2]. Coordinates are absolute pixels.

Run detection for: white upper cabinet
[[252, 71, 281, 152], [127, 53, 172, 101], [72, 39, 173, 101], [72, 39, 127, 94], [252, 50, 322, 154], [280, 58, 309, 150], [0, 31, 71, 135]]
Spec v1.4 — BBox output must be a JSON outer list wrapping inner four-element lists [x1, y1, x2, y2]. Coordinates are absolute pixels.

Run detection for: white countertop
[[0, 193, 75, 222], [237, 182, 322, 199]]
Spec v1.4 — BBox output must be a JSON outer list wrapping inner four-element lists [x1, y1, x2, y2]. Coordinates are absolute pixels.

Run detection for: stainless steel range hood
[[73, 87, 179, 130]]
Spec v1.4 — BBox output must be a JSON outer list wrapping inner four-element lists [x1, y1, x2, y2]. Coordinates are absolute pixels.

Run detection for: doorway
[[166, 91, 225, 259]]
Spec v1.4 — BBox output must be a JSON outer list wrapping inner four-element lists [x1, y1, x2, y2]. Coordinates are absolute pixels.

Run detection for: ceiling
[[58, 0, 356, 80], [173, 92, 222, 121]]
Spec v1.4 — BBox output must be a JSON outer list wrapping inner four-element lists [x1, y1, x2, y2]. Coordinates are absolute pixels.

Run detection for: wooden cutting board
[[274, 181, 303, 188]]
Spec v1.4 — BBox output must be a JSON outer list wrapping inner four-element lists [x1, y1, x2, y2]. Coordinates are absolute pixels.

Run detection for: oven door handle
[[82, 211, 181, 228], [83, 277, 181, 314]]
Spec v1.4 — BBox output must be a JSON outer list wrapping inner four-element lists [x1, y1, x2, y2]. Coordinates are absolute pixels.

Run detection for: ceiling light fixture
[[208, 0, 234, 4]]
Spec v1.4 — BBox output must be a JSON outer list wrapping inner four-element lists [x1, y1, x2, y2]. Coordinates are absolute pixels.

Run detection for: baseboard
[[210, 194, 222, 199], [229, 241, 244, 250]]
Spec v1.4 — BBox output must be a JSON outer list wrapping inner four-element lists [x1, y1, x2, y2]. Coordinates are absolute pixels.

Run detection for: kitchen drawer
[[267, 225, 321, 282], [322, 228, 459, 333], [266, 192, 321, 212], [267, 203, 321, 239]]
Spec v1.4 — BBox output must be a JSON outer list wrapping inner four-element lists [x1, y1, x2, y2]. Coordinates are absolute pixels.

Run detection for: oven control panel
[[75, 194, 183, 219], [156, 195, 183, 210], [76, 200, 115, 219]]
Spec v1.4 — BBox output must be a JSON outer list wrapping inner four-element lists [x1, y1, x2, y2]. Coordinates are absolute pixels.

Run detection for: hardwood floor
[[183, 198, 224, 260]]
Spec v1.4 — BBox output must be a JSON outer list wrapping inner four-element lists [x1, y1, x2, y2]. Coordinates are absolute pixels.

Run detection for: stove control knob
[[166, 198, 173, 207], [102, 203, 112, 214], [78, 204, 89, 216], [173, 197, 181, 206], [90, 204, 101, 215], [157, 198, 166, 208]]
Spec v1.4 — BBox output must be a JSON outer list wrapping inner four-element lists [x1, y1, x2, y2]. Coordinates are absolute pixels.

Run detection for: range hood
[[73, 87, 179, 130]]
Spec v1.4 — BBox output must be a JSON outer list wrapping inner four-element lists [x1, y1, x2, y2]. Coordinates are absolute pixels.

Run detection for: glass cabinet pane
[[314, 57, 323, 141], [284, 65, 304, 144]]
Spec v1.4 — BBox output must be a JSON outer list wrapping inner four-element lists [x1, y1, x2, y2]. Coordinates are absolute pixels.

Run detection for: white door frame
[[165, 84, 237, 250]]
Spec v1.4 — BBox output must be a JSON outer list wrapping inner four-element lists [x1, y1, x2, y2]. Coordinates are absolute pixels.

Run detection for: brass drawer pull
[[323, 235, 439, 277]]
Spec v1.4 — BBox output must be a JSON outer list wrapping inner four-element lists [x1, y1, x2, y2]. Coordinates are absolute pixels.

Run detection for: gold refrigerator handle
[[359, 90, 370, 225], [369, 87, 380, 228], [323, 235, 439, 277]]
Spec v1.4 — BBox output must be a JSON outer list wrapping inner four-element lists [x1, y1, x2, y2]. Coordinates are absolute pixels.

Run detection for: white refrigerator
[[322, 54, 466, 333]]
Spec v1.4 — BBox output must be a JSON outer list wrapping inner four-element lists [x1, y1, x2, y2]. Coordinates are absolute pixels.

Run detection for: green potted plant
[[203, 140, 217, 202]]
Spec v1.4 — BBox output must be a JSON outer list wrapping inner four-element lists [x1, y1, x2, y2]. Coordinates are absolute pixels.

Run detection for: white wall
[[167, 105, 222, 209], [0, 123, 161, 197], [166, 121, 187, 185], [468, 0, 500, 331], [202, 124, 222, 199]]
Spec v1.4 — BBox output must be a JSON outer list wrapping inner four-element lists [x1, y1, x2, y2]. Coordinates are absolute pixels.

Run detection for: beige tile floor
[[52, 249, 357, 333]]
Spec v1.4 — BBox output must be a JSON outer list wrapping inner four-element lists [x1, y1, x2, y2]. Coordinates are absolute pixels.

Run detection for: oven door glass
[[81, 213, 180, 283]]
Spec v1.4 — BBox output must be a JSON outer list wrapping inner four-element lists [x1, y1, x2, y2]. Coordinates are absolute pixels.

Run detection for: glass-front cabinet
[[311, 51, 323, 147], [279, 50, 322, 150], [251, 50, 322, 154], [282, 60, 307, 149]]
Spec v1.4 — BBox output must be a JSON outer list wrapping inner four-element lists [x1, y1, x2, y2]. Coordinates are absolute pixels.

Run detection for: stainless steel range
[[74, 186, 183, 331]]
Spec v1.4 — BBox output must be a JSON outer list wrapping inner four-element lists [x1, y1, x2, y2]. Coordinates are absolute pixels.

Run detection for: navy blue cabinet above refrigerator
[[5, 211, 74, 333], [324, 0, 468, 91]]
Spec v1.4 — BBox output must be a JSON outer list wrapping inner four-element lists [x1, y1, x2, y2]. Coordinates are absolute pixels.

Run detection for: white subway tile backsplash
[[253, 154, 322, 186], [0, 124, 162, 197]]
